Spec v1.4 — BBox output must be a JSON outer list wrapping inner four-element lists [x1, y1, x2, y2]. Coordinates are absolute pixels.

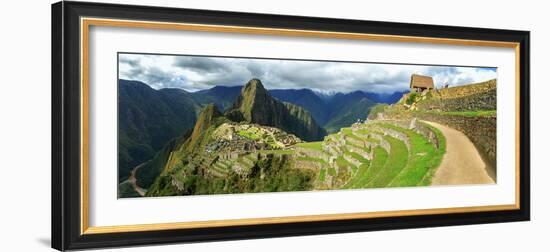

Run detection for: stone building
[[410, 74, 434, 92]]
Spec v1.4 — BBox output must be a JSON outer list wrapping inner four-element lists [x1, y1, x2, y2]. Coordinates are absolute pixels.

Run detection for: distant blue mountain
[[269, 89, 329, 125], [194, 85, 406, 131], [193, 85, 242, 111], [362, 91, 407, 104]]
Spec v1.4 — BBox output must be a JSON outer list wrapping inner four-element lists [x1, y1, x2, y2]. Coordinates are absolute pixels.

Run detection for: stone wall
[[438, 79, 496, 98], [415, 79, 496, 112], [295, 147, 330, 162], [417, 89, 496, 112], [381, 119, 441, 149], [415, 121, 441, 149], [372, 125, 411, 151], [293, 160, 324, 170], [370, 133, 391, 153]]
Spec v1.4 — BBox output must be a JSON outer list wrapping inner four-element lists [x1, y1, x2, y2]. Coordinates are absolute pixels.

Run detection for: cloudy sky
[[119, 53, 497, 94]]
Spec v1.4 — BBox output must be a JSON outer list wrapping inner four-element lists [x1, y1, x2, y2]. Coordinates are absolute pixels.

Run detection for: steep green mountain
[[134, 104, 226, 189], [225, 79, 326, 141], [145, 104, 314, 197], [269, 89, 329, 125], [118, 79, 201, 182]]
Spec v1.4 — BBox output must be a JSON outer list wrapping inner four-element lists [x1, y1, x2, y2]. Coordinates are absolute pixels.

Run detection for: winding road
[[128, 163, 147, 196], [423, 121, 495, 185]]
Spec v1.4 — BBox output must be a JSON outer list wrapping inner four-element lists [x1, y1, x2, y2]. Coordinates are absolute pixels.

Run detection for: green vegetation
[[225, 78, 326, 141], [296, 141, 324, 151], [148, 154, 316, 196], [366, 136, 409, 187], [117, 181, 140, 198], [237, 129, 260, 140], [328, 167, 337, 176], [318, 168, 326, 182], [324, 98, 376, 134], [343, 147, 388, 189], [405, 92, 418, 105], [376, 123, 445, 187], [367, 104, 388, 119], [118, 80, 201, 183], [418, 124, 447, 185]]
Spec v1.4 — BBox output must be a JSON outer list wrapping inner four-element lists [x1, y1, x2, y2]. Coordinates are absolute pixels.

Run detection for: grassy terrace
[[328, 167, 337, 176], [345, 140, 364, 150], [374, 123, 445, 187], [343, 147, 387, 189], [291, 120, 445, 189], [364, 122, 446, 187], [341, 128, 363, 141], [345, 149, 370, 164], [295, 141, 323, 151], [366, 135, 409, 188], [364, 137, 380, 143], [354, 128, 371, 135], [318, 168, 326, 182], [237, 129, 260, 140]]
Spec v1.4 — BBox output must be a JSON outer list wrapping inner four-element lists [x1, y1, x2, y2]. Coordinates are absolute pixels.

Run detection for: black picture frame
[[52, 1, 530, 251]]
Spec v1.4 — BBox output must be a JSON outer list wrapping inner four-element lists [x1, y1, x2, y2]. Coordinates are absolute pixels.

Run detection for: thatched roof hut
[[410, 74, 434, 91]]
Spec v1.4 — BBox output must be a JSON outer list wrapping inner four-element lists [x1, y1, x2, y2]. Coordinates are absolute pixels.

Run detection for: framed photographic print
[[51, 1, 530, 251]]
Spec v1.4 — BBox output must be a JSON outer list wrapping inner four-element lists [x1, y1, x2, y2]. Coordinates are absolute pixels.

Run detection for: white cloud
[[119, 53, 497, 93]]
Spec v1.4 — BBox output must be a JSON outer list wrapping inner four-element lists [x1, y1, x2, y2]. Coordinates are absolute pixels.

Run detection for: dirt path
[[423, 121, 495, 185], [128, 163, 148, 196]]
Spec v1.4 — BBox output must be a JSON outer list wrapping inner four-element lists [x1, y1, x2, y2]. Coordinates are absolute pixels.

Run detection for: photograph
[[117, 53, 498, 198]]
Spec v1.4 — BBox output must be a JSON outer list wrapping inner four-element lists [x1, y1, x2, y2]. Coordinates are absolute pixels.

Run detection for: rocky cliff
[[225, 79, 326, 141]]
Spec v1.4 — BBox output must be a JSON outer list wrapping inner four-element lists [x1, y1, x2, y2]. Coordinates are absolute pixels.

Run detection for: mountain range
[[117, 78, 404, 182], [194, 84, 405, 131]]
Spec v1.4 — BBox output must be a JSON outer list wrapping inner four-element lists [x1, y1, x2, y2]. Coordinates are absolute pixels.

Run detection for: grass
[[366, 135, 409, 188], [237, 158, 253, 167], [417, 124, 447, 185], [340, 128, 353, 136], [244, 154, 257, 162], [406, 92, 418, 105], [295, 141, 324, 151], [343, 147, 387, 189], [237, 130, 260, 140], [368, 122, 446, 187], [355, 128, 371, 135], [318, 168, 326, 182], [336, 156, 357, 173], [345, 149, 370, 164], [340, 128, 363, 141], [345, 140, 364, 149], [328, 167, 337, 176]]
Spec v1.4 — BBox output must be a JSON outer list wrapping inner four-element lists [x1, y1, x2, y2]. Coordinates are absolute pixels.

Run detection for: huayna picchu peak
[[225, 78, 326, 141]]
